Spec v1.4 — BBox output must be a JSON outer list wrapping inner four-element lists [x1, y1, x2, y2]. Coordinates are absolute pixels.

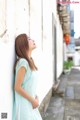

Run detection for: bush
[[63, 61, 74, 70]]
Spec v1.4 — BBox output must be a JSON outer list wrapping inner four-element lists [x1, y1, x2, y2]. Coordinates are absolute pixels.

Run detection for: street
[[42, 67, 80, 120]]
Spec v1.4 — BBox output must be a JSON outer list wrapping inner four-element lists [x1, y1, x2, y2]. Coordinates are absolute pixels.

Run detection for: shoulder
[[16, 58, 28, 70], [19, 58, 28, 64]]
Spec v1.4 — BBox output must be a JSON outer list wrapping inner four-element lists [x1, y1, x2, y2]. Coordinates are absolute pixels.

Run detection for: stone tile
[[43, 113, 64, 120], [58, 81, 67, 90], [42, 68, 80, 120], [65, 100, 80, 109], [65, 116, 80, 120], [65, 86, 74, 99], [42, 113, 56, 120], [42, 96, 65, 120], [58, 87, 66, 94], [67, 80, 80, 86], [47, 106, 64, 114], [74, 86, 80, 99], [68, 75, 80, 82], [69, 68, 80, 75], [49, 97, 64, 107], [64, 100, 80, 120]]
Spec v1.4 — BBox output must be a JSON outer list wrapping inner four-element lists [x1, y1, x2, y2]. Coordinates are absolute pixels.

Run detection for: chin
[[33, 46, 37, 50], [34, 46, 37, 49], [34, 45, 37, 48]]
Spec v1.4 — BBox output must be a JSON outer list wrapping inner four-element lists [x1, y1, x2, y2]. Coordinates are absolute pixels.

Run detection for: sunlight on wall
[[56, 18, 63, 78], [0, 41, 15, 120]]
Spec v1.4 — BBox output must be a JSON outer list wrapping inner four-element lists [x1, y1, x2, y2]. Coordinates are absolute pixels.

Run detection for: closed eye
[[28, 37, 31, 40]]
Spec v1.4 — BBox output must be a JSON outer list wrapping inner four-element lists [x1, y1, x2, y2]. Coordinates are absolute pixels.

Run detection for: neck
[[27, 50, 32, 59]]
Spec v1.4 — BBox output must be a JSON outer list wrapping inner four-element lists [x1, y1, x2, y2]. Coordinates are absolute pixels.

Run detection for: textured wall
[[0, 0, 6, 37]]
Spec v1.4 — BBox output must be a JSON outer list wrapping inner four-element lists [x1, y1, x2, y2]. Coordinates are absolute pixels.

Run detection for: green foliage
[[63, 61, 74, 70]]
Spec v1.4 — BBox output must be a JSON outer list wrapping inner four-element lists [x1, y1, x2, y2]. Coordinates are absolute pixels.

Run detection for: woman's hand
[[32, 96, 39, 109]]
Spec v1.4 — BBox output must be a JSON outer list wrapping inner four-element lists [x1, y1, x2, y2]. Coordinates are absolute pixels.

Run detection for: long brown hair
[[15, 33, 37, 70]]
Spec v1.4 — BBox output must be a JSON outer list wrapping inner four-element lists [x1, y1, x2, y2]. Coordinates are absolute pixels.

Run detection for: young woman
[[13, 34, 42, 120]]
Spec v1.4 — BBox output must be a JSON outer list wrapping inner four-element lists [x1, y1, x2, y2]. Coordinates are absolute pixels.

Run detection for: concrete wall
[[0, 0, 63, 119], [0, 41, 15, 120], [0, 0, 15, 120], [37, 0, 53, 101], [0, 0, 6, 36], [56, 17, 63, 78]]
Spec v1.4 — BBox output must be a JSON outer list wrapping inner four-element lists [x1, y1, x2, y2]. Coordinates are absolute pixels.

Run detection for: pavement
[[42, 67, 80, 120]]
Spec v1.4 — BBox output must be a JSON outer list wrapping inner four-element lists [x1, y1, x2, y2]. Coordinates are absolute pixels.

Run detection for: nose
[[32, 40, 35, 42]]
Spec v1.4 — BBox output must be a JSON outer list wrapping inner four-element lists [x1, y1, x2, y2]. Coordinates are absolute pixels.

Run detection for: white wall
[[36, 0, 54, 103], [56, 17, 63, 78], [15, 0, 29, 35], [52, 0, 57, 19], [0, 0, 15, 119], [0, 0, 6, 36], [0, 41, 15, 120]]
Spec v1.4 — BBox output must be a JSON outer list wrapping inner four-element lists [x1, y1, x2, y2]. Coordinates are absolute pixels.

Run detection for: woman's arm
[[14, 67, 39, 108]]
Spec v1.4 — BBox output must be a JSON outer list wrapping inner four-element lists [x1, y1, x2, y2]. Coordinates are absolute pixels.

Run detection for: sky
[[70, 0, 80, 38]]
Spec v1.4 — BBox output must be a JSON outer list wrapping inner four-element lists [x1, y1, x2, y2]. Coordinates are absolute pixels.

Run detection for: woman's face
[[28, 37, 36, 50]]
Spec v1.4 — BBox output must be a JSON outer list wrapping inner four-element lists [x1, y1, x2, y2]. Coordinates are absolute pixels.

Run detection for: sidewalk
[[42, 67, 80, 120]]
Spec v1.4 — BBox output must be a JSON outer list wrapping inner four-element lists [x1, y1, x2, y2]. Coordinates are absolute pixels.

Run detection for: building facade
[[68, 10, 75, 52]]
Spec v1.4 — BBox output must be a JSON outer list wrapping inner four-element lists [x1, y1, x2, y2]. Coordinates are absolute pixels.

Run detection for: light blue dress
[[13, 58, 42, 120]]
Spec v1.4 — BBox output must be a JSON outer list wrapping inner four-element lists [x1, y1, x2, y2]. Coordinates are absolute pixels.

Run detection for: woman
[[13, 34, 42, 120]]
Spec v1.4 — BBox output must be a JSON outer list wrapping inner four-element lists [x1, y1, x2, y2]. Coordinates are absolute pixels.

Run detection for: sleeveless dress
[[13, 58, 42, 120]]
